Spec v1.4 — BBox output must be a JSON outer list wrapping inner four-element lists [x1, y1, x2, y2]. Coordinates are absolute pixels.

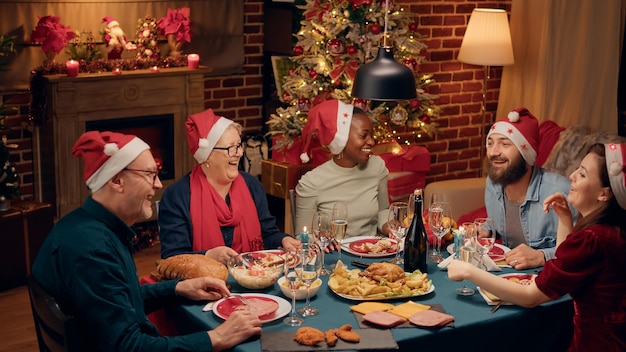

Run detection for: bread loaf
[[152, 254, 228, 281]]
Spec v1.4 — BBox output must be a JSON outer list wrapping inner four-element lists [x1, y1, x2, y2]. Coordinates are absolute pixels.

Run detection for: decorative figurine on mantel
[[101, 16, 137, 60], [157, 7, 192, 58]]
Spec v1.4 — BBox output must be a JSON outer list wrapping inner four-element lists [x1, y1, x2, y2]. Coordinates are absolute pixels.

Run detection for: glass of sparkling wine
[[311, 210, 333, 276], [283, 250, 304, 326], [456, 245, 476, 295], [428, 201, 452, 263], [296, 243, 322, 316], [332, 202, 348, 263], [474, 217, 496, 270], [387, 201, 409, 265]]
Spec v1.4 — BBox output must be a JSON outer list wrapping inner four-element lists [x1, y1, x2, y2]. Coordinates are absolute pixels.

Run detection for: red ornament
[[410, 99, 420, 109], [293, 46, 304, 56], [421, 115, 430, 124], [289, 68, 296, 75], [327, 39, 345, 56], [370, 23, 381, 35], [353, 98, 368, 110], [409, 22, 418, 32], [282, 93, 292, 103], [296, 97, 311, 112], [404, 58, 418, 72], [347, 45, 358, 56], [308, 69, 318, 79]]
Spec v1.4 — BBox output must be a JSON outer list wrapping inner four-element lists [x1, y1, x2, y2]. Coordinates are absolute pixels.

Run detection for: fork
[[490, 300, 503, 313], [229, 294, 255, 314]]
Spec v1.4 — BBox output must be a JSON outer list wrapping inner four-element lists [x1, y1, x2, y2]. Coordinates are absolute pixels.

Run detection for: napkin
[[477, 287, 513, 306], [437, 252, 501, 272]]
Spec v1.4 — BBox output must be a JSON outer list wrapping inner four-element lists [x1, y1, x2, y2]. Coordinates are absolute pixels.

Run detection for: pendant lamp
[[351, 0, 417, 101]]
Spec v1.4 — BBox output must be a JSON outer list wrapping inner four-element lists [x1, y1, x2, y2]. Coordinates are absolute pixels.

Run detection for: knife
[[490, 300, 503, 313], [351, 260, 370, 269]]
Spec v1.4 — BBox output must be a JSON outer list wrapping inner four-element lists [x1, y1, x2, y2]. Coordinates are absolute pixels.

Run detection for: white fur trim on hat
[[327, 100, 353, 155], [605, 143, 626, 209], [193, 117, 233, 163], [86, 137, 150, 192], [487, 121, 537, 165]]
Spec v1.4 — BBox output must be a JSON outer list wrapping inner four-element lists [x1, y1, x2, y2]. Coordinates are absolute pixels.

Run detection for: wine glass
[[296, 243, 322, 316], [474, 217, 496, 270], [429, 192, 444, 208], [456, 244, 476, 295], [428, 202, 452, 263], [387, 201, 409, 265], [283, 250, 304, 326], [311, 210, 333, 276], [332, 202, 349, 263]]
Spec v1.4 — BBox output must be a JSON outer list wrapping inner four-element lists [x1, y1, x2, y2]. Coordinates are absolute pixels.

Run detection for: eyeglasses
[[124, 168, 160, 186], [213, 142, 243, 157]]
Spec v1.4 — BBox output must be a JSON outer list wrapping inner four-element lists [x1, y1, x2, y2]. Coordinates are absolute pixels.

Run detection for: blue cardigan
[[159, 171, 288, 258]]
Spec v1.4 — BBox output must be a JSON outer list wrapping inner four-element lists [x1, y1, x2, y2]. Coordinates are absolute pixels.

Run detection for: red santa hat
[[71, 131, 150, 192], [487, 107, 540, 165], [300, 100, 353, 163], [186, 109, 234, 164], [101, 16, 119, 28], [604, 143, 626, 209]]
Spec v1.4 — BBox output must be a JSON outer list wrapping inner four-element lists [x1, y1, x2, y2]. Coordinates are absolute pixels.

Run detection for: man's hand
[[504, 244, 545, 269], [281, 236, 301, 252], [208, 310, 262, 352], [175, 277, 230, 301]]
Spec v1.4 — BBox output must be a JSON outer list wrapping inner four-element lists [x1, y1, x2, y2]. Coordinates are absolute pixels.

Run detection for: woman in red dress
[[448, 143, 626, 352]]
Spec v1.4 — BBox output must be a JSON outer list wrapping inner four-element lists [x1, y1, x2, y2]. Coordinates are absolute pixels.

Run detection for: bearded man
[[484, 108, 576, 269]]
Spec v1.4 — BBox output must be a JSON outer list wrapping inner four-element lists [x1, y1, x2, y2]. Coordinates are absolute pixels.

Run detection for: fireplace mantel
[[35, 67, 212, 218]]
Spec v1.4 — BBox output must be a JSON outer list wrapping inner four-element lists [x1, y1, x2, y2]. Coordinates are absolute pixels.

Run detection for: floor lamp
[[458, 8, 514, 176]]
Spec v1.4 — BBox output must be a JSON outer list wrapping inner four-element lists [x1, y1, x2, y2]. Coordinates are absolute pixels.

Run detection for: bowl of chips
[[278, 275, 322, 300]]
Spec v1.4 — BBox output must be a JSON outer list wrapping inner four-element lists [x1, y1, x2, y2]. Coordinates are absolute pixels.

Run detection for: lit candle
[[112, 68, 122, 75], [65, 60, 79, 77], [297, 226, 309, 242], [187, 53, 200, 69], [150, 66, 159, 73]]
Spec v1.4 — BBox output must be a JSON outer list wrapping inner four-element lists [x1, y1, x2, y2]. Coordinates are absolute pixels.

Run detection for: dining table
[[169, 248, 574, 352]]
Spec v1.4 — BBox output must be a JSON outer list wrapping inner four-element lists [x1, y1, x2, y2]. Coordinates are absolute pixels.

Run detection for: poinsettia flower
[[30, 16, 76, 54], [157, 7, 192, 43]]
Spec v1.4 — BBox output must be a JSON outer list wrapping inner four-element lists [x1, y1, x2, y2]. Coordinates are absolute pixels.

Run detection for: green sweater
[[32, 196, 213, 351]]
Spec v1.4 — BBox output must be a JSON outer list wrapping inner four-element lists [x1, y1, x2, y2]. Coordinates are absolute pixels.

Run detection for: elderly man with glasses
[[158, 109, 301, 264]]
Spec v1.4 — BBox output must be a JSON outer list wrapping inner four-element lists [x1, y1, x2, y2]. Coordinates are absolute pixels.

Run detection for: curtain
[[497, 0, 626, 134], [0, 0, 244, 89]]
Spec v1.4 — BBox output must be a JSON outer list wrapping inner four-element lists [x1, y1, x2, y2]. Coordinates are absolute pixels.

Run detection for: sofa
[[425, 122, 626, 223]]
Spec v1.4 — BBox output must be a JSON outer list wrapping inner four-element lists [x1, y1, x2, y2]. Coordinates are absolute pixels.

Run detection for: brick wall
[[0, 0, 511, 201]]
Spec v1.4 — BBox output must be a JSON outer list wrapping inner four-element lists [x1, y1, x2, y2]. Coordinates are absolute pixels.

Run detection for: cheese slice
[[387, 301, 430, 319], [350, 302, 394, 315]]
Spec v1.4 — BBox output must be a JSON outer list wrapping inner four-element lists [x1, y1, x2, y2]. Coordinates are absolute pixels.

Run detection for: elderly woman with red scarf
[[158, 109, 301, 264]]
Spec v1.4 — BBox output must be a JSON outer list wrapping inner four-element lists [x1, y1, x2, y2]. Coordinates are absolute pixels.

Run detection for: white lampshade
[[458, 8, 514, 66]]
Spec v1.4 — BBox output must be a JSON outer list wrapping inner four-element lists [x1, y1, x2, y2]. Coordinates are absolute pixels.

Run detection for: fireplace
[[35, 67, 211, 218]]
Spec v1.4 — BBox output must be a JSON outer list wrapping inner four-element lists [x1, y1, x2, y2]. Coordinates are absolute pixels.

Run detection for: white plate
[[340, 236, 398, 258], [212, 293, 291, 323], [332, 282, 435, 301], [477, 273, 536, 305], [447, 243, 510, 261]]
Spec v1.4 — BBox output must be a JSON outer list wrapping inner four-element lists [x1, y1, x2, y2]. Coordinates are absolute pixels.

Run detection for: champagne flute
[[428, 201, 452, 263], [387, 201, 409, 265], [474, 217, 496, 270], [283, 250, 304, 326], [456, 245, 476, 295], [311, 210, 332, 276], [296, 243, 322, 316], [332, 202, 349, 263]]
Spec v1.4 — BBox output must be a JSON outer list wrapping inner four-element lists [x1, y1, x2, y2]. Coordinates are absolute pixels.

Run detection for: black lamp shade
[[351, 46, 417, 101]]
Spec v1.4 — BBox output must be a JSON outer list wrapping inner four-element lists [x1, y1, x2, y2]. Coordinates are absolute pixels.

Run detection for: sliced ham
[[408, 310, 454, 327], [246, 297, 279, 319], [362, 311, 407, 328]]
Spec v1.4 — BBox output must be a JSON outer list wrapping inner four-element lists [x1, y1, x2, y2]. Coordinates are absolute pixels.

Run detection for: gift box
[[387, 171, 426, 203], [376, 145, 430, 173], [271, 135, 330, 167]]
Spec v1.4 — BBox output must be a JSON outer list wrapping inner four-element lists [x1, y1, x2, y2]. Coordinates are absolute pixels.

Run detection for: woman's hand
[[543, 192, 572, 221], [205, 246, 238, 265], [175, 277, 230, 301], [281, 236, 301, 252]]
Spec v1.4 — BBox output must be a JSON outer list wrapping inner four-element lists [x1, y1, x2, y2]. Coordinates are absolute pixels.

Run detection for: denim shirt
[[485, 166, 577, 261]]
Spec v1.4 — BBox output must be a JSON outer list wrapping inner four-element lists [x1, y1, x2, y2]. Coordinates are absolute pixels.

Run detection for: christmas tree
[[266, 0, 441, 151]]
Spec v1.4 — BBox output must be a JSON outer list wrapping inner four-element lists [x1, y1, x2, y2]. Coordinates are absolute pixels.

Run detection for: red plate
[[215, 295, 279, 321], [243, 250, 300, 268], [500, 273, 535, 285], [487, 246, 506, 261], [349, 238, 397, 255]]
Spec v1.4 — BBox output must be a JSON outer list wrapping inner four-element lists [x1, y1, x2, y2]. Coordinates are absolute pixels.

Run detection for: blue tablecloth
[[171, 251, 573, 352]]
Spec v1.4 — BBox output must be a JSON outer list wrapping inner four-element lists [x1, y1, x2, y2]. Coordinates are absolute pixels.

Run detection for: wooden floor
[[0, 243, 162, 352]]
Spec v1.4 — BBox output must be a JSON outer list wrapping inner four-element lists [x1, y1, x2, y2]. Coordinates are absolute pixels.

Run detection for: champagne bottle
[[404, 189, 428, 273]]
